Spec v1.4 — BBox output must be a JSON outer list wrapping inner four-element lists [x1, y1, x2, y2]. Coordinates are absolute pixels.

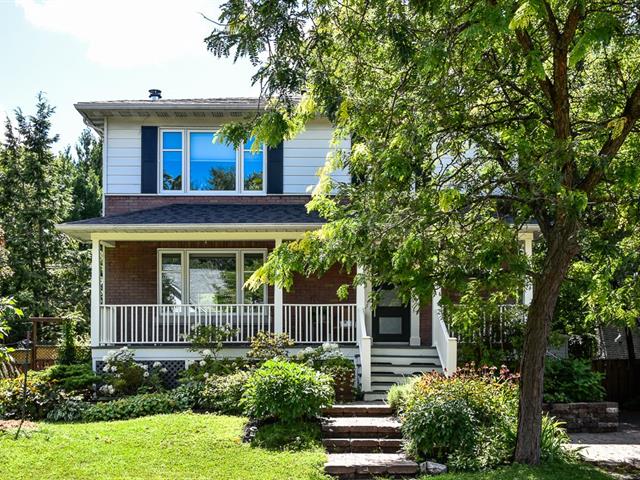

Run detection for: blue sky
[[0, 0, 259, 151]]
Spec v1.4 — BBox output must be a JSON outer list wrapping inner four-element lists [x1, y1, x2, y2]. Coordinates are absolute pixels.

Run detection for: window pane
[[163, 131, 182, 150], [243, 253, 265, 304], [244, 149, 264, 191], [189, 254, 237, 304], [161, 254, 182, 304], [189, 132, 236, 191], [163, 151, 182, 190]]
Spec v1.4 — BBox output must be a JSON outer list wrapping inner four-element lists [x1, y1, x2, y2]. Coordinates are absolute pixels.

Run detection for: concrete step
[[371, 364, 441, 375], [370, 346, 438, 357], [321, 416, 402, 439], [323, 403, 393, 418], [324, 453, 419, 478], [363, 392, 389, 402], [370, 374, 418, 384], [323, 437, 404, 453], [371, 356, 439, 366]]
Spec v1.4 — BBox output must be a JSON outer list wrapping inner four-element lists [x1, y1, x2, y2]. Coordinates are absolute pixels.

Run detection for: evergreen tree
[[68, 128, 102, 221]]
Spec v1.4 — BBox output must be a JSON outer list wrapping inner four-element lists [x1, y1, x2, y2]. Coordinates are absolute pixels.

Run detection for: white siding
[[105, 119, 141, 194], [283, 121, 351, 194], [104, 117, 350, 195]]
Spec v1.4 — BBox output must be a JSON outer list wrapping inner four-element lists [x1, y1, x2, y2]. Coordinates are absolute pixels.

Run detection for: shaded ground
[[569, 412, 640, 474]]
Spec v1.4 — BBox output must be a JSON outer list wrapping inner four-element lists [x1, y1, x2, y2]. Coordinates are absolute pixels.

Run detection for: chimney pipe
[[148, 89, 162, 101]]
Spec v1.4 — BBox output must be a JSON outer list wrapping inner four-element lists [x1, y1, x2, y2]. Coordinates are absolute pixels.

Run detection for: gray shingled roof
[[62, 203, 323, 227], [75, 97, 265, 110]]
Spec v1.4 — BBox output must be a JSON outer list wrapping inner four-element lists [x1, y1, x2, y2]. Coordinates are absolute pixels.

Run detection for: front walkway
[[569, 412, 640, 471]]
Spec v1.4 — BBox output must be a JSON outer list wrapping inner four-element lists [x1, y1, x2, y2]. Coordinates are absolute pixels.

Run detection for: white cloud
[[16, 0, 218, 68]]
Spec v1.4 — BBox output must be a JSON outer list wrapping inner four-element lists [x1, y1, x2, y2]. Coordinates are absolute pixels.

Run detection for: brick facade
[[104, 195, 312, 216]]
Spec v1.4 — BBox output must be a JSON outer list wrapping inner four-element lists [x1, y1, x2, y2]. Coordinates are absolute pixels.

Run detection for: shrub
[[0, 373, 58, 420], [41, 363, 100, 396], [58, 318, 78, 365], [252, 421, 322, 451], [181, 355, 248, 383], [242, 360, 334, 423], [200, 371, 251, 414], [186, 324, 238, 355], [387, 377, 419, 414], [83, 392, 186, 422], [46, 394, 89, 422], [171, 381, 205, 410], [99, 348, 167, 395], [544, 358, 605, 403], [401, 365, 570, 471], [295, 344, 355, 401], [402, 366, 519, 470], [247, 332, 294, 361]]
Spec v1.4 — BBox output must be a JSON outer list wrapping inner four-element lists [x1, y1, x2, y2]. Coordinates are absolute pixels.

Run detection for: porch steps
[[364, 345, 442, 402], [321, 403, 418, 479]]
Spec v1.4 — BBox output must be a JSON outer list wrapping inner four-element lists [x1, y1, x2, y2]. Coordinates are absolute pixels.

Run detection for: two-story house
[[58, 91, 535, 399]]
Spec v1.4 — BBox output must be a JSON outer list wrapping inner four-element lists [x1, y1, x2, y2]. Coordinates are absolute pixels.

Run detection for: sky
[[0, 0, 259, 151]]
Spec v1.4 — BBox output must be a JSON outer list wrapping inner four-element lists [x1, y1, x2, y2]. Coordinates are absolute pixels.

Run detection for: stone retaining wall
[[543, 402, 619, 433]]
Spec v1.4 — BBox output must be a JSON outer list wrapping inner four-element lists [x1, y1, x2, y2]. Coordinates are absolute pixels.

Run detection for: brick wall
[[420, 302, 433, 346], [283, 267, 356, 304], [104, 195, 312, 216], [105, 240, 276, 304], [542, 402, 619, 433]]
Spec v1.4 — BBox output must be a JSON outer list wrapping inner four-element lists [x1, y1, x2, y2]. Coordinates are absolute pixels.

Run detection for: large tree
[[207, 0, 640, 463]]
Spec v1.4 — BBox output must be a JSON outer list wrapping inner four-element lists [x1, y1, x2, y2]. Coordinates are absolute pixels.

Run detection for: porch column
[[520, 233, 534, 306], [90, 238, 100, 348], [431, 286, 442, 347], [274, 239, 283, 334], [356, 265, 372, 392], [410, 296, 421, 346]]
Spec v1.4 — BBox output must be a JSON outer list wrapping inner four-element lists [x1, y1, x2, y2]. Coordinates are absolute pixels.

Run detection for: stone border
[[543, 402, 618, 433]]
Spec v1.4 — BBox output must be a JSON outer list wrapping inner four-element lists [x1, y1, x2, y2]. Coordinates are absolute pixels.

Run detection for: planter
[[333, 370, 355, 403], [542, 401, 619, 433]]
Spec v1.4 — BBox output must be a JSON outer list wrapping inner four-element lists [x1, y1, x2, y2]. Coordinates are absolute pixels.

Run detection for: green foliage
[[170, 381, 205, 410], [241, 360, 334, 423], [45, 393, 88, 422], [99, 347, 166, 396], [200, 371, 251, 414], [0, 297, 22, 362], [543, 358, 605, 403], [68, 128, 102, 222], [401, 367, 571, 470], [0, 373, 57, 420], [82, 392, 187, 422], [387, 377, 420, 414], [186, 324, 238, 356], [58, 318, 77, 365], [40, 363, 99, 396], [247, 332, 294, 361], [181, 355, 248, 383], [251, 421, 322, 451]]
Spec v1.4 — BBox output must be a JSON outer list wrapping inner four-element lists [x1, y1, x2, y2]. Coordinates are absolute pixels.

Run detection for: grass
[[0, 413, 328, 480], [431, 461, 615, 480]]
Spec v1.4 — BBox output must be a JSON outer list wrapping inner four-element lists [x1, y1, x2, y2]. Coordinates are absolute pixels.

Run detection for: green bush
[[544, 358, 605, 403], [401, 366, 571, 471], [252, 421, 322, 451], [0, 373, 58, 420], [247, 332, 294, 361], [58, 318, 78, 365], [242, 360, 334, 423], [201, 371, 250, 414], [46, 394, 89, 422], [41, 363, 100, 396], [99, 348, 167, 396], [180, 356, 248, 383], [83, 392, 187, 422], [387, 377, 419, 414], [171, 381, 205, 410]]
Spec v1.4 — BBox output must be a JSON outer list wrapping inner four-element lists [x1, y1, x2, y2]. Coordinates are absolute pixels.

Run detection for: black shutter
[[267, 142, 283, 194], [141, 126, 158, 194]]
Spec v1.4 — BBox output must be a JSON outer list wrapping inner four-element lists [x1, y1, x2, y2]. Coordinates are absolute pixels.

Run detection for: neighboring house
[[58, 91, 535, 399]]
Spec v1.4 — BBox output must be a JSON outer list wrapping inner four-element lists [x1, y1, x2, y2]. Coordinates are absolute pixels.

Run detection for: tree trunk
[[514, 228, 578, 464]]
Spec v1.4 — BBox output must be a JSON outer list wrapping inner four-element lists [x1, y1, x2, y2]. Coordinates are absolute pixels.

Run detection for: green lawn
[[0, 413, 328, 480], [0, 413, 614, 480]]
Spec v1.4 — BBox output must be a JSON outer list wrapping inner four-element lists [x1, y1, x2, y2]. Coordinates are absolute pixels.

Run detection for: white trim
[[157, 248, 267, 306], [90, 240, 100, 347], [102, 117, 108, 209], [158, 128, 267, 196], [409, 296, 421, 346], [274, 239, 283, 334]]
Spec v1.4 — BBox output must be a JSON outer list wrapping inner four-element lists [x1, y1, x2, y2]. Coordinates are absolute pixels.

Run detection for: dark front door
[[372, 286, 411, 342]]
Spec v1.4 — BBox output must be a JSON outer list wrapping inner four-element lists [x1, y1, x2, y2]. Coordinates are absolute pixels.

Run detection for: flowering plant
[[100, 347, 167, 396]]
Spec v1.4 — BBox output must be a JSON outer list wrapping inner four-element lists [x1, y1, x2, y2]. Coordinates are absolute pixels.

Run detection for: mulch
[[0, 419, 38, 432]]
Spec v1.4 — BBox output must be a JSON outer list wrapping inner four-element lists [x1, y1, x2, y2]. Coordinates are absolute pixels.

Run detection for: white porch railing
[[99, 303, 356, 346], [432, 289, 457, 376], [444, 304, 527, 345]]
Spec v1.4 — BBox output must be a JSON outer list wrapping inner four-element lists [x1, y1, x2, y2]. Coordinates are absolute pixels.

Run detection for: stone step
[[370, 346, 438, 357], [323, 403, 393, 418], [324, 453, 418, 478], [322, 416, 402, 439], [371, 364, 441, 376], [323, 437, 404, 453], [370, 374, 417, 384]]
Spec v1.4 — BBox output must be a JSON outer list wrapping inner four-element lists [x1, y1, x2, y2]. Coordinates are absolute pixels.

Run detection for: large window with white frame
[[160, 129, 266, 194], [158, 249, 268, 305]]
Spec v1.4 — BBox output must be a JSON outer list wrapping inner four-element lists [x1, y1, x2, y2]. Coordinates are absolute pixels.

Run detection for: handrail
[[432, 290, 457, 376]]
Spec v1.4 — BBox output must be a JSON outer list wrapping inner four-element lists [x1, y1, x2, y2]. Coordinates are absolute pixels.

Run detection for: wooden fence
[[592, 359, 640, 405]]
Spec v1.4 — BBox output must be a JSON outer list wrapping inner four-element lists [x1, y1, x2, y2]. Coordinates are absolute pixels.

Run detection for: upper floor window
[[160, 129, 266, 194]]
